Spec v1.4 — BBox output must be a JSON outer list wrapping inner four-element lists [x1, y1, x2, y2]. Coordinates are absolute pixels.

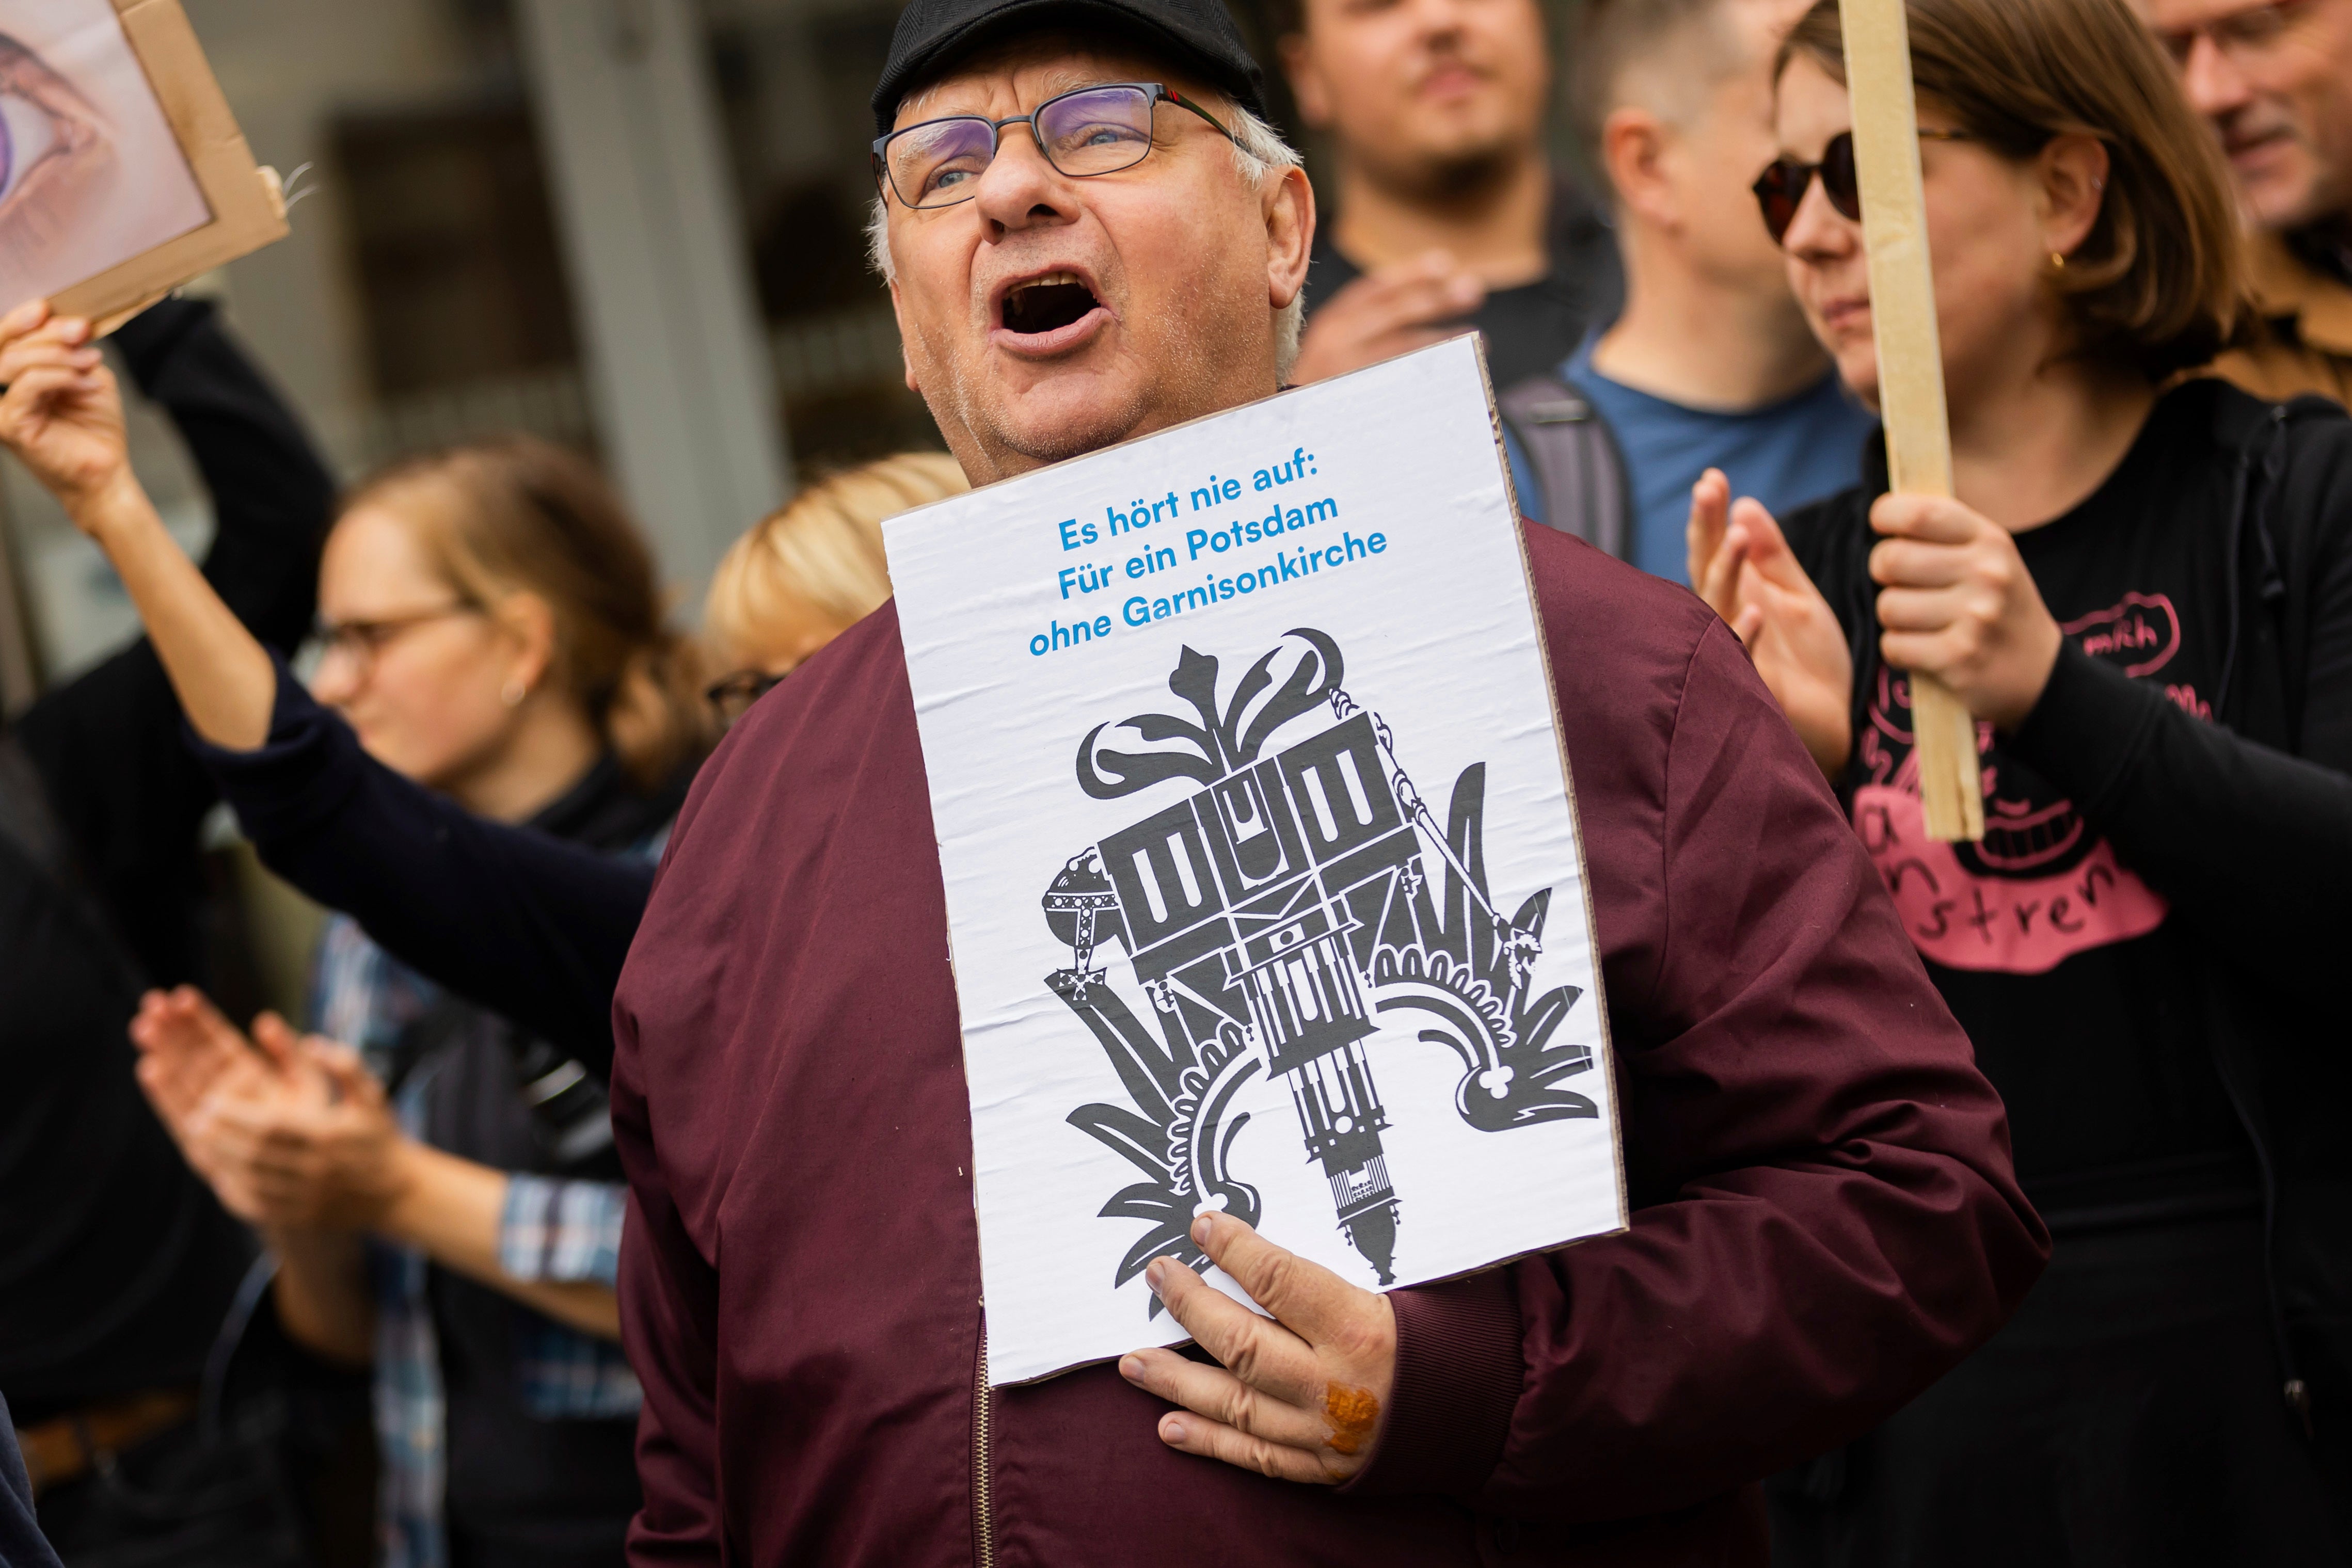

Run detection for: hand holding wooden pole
[[1840, 0, 1984, 842]]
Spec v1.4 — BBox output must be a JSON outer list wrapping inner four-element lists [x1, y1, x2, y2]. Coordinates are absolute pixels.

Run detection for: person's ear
[[1600, 104, 1680, 233], [492, 590, 559, 701], [1279, 32, 1333, 128], [1264, 162, 1316, 312], [887, 275, 923, 395], [2037, 132, 2109, 260]]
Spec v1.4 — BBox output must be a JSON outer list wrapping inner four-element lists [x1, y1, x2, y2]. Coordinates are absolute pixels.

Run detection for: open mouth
[[1001, 273, 1101, 335]]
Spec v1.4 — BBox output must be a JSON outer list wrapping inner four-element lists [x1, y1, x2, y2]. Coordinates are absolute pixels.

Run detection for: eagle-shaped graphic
[[1041, 629, 1596, 1307]]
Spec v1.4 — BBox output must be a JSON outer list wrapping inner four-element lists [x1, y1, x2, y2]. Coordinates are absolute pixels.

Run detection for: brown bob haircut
[[1779, 0, 2247, 381], [341, 435, 712, 790]]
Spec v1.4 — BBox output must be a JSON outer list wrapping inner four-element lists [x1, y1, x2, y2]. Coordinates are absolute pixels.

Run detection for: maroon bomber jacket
[[610, 523, 2048, 1567]]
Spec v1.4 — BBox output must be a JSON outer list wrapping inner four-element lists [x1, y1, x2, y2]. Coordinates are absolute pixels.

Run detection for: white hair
[[867, 97, 1307, 378]]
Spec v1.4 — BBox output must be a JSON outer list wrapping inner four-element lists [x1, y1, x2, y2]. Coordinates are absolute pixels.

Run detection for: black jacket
[[1790, 380, 2352, 1434], [0, 299, 335, 1417]]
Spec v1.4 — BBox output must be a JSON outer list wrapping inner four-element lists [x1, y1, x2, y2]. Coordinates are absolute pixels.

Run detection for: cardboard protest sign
[[1, 0, 287, 328], [886, 335, 1627, 1386]]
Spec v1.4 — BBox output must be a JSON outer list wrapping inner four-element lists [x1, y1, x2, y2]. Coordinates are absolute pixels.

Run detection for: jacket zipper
[[974, 1318, 997, 1568], [2211, 413, 2312, 1437]]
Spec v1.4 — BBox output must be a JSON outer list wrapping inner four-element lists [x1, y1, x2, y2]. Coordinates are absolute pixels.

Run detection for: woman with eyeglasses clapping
[[1687, 0, 2352, 1560], [0, 308, 711, 1566]]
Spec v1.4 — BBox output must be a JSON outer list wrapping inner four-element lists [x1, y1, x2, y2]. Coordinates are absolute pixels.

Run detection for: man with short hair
[[1504, 0, 1872, 580], [2140, 0, 2352, 403], [1270, 0, 1621, 388], [609, 0, 2046, 1561]]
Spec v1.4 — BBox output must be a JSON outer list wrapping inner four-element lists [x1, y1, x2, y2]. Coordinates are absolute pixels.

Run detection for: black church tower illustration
[[1043, 641, 1417, 1283], [1042, 630, 1600, 1301]]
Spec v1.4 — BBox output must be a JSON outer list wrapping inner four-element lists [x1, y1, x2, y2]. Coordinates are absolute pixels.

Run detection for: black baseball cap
[[871, 0, 1268, 136]]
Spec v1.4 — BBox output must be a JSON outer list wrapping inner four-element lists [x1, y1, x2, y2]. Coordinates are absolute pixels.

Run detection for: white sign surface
[[887, 336, 1626, 1386]]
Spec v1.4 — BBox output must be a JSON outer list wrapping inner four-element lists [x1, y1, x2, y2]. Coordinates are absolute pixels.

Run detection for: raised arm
[[0, 301, 652, 1069], [197, 662, 653, 1074], [0, 301, 281, 751], [113, 297, 335, 651], [4, 298, 332, 982]]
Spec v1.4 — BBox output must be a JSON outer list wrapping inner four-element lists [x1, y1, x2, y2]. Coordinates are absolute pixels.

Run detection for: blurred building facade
[[0, 0, 932, 691]]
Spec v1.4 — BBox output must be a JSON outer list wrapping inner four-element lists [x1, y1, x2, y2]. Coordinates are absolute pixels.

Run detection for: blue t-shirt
[[1514, 328, 1878, 584]]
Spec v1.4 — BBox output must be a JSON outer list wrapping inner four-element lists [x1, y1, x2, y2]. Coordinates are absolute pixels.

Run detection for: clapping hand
[[132, 989, 406, 1231], [1117, 1211, 1396, 1484], [1688, 469, 1855, 775], [132, 987, 328, 1222]]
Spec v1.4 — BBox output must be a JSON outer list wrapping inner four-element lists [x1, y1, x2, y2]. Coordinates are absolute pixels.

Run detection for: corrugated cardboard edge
[[46, 0, 289, 329], [1473, 330, 1633, 1256]]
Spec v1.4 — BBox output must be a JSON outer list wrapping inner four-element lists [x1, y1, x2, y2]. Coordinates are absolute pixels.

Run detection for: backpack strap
[[1497, 374, 1634, 561]]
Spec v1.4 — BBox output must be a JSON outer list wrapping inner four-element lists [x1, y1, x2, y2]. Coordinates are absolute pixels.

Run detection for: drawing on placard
[[1040, 627, 1598, 1308], [0, 0, 212, 311]]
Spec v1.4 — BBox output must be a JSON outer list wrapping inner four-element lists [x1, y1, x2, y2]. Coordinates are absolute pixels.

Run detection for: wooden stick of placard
[[1840, 0, 1984, 842]]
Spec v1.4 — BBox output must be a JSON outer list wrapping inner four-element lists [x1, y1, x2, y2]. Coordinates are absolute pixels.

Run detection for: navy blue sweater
[[197, 665, 657, 1079]]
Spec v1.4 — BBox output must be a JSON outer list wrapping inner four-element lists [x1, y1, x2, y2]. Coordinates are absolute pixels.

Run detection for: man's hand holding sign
[[1122, 1211, 1396, 1483]]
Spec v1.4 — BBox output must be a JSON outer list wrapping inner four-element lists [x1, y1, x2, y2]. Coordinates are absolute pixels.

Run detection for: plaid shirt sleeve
[[499, 1176, 627, 1285], [499, 1176, 642, 1418]]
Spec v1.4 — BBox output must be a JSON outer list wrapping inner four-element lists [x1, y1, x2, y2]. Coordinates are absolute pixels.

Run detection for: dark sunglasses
[[1751, 128, 1974, 245], [872, 81, 1236, 211]]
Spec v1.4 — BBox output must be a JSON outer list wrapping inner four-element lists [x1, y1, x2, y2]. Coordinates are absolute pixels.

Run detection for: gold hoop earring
[[2049, 250, 2068, 273]]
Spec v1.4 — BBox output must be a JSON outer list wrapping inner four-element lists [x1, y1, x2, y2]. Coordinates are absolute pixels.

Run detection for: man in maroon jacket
[[607, 0, 2046, 1560]]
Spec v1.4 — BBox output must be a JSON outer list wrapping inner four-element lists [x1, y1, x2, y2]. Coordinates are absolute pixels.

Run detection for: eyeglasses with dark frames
[[873, 81, 1238, 211], [313, 603, 480, 678], [1751, 128, 1975, 246]]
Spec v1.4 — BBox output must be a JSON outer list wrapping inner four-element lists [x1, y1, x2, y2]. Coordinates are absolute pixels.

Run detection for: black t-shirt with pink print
[[1787, 378, 2352, 1221]]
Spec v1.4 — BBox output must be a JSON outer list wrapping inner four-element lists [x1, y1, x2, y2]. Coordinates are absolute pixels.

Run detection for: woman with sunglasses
[[1689, 0, 2352, 1559]]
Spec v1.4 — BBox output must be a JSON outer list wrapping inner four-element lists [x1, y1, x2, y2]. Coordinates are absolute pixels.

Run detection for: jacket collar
[[2249, 227, 2352, 358]]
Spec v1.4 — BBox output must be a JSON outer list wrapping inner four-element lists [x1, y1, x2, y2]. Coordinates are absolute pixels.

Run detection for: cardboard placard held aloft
[[1, 0, 287, 330]]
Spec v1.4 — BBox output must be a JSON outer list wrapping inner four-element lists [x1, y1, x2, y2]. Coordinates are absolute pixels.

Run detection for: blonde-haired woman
[[703, 452, 965, 721]]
